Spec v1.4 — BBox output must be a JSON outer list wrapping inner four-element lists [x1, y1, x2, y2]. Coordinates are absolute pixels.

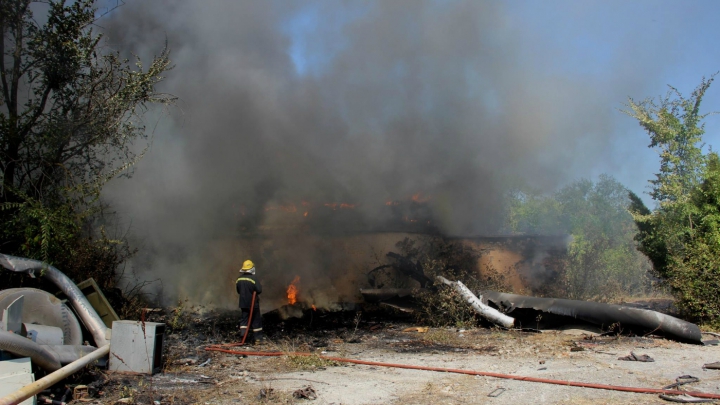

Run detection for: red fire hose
[[239, 291, 256, 346], [204, 347, 720, 399]]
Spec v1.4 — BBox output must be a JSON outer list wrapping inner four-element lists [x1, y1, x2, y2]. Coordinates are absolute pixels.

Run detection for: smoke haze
[[99, 0, 700, 308]]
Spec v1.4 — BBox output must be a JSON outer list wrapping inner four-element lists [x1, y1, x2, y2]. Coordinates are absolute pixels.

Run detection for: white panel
[[0, 357, 32, 377], [0, 358, 36, 405], [109, 321, 164, 374], [1, 295, 24, 334]]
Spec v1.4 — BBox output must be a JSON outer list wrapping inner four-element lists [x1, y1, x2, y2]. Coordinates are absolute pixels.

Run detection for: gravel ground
[[92, 316, 720, 405], [259, 330, 720, 404]]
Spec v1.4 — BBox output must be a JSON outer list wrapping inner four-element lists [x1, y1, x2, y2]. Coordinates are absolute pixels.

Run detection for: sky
[[93, 0, 720, 305]]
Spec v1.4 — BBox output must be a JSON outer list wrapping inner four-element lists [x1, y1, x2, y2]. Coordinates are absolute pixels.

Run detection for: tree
[[625, 76, 720, 323], [506, 175, 651, 300], [0, 0, 174, 300]]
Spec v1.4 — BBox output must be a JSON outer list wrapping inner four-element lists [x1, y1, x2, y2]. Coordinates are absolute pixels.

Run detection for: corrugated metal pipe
[[0, 254, 111, 347], [0, 330, 61, 371]]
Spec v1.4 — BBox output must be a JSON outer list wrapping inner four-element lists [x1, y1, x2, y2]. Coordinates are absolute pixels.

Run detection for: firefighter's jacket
[[236, 273, 262, 308]]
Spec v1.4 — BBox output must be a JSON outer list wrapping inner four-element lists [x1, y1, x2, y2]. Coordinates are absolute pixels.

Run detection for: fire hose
[[204, 347, 720, 400], [240, 292, 257, 346]]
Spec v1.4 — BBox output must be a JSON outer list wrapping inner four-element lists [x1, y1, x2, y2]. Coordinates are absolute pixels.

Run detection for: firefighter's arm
[[255, 280, 263, 294]]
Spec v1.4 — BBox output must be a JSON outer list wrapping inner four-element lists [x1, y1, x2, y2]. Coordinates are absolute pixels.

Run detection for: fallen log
[[436, 276, 514, 328]]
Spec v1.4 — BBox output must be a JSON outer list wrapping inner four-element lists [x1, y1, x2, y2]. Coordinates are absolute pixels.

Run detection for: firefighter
[[236, 259, 264, 342]]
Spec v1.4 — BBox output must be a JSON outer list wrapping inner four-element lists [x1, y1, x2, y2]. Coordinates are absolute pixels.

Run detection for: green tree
[[507, 175, 650, 300], [625, 76, 720, 323], [557, 176, 650, 299], [0, 0, 174, 299]]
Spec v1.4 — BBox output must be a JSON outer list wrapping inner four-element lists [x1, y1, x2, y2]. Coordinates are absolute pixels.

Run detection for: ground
[[61, 307, 720, 405]]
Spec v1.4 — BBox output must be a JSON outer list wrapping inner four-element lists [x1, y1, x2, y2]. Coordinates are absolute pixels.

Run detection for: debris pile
[[0, 254, 166, 405]]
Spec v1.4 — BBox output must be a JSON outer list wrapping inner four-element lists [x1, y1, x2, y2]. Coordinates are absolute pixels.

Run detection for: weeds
[[273, 338, 341, 371], [422, 328, 456, 345], [346, 311, 362, 341], [285, 353, 340, 370], [168, 299, 189, 331]]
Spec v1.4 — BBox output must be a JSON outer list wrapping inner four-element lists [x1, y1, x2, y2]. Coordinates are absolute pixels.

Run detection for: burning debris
[[287, 276, 300, 306]]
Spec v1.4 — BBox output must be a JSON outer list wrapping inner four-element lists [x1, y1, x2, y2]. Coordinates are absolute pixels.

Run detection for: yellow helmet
[[241, 260, 255, 271]]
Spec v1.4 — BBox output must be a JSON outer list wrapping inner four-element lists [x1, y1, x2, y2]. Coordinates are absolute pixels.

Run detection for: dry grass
[[421, 328, 457, 345], [284, 353, 341, 371]]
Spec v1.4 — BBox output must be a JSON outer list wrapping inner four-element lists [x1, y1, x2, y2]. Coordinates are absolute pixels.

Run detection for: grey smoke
[[100, 1, 684, 307]]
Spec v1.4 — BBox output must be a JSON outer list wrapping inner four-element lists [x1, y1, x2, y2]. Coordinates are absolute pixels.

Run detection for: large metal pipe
[[0, 330, 61, 371], [0, 329, 98, 370], [45, 345, 99, 365], [0, 344, 110, 405], [0, 254, 110, 347], [482, 291, 703, 344]]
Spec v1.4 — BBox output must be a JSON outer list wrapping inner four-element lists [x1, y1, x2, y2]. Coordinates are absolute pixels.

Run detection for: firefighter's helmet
[[241, 260, 255, 272]]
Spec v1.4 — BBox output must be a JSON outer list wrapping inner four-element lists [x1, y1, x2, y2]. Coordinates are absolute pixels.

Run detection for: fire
[[303, 211, 308, 217], [411, 193, 432, 203], [311, 305, 317, 311], [287, 276, 300, 305], [324, 202, 356, 210]]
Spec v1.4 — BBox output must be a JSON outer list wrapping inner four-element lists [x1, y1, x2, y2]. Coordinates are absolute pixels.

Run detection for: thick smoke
[[100, 1, 678, 309]]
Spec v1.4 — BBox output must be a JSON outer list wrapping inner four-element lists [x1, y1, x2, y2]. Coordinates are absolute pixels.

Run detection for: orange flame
[[324, 202, 356, 210], [411, 193, 432, 203], [311, 305, 317, 311], [287, 276, 300, 305], [303, 211, 309, 217]]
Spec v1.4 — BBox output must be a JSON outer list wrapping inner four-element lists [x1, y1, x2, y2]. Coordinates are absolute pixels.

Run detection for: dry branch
[[436, 276, 514, 328]]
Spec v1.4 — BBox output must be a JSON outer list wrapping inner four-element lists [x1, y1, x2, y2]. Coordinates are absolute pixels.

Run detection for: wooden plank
[[74, 278, 120, 327]]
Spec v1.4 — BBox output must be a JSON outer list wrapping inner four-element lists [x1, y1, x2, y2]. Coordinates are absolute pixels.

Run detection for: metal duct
[[0, 330, 61, 371], [0, 254, 110, 347], [0, 289, 83, 345], [482, 291, 702, 344]]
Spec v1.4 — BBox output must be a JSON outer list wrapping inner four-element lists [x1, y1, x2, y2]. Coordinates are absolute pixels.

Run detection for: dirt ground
[[70, 308, 720, 405]]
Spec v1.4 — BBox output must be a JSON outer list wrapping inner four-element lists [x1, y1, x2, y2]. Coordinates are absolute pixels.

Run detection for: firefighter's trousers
[[239, 306, 263, 340]]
